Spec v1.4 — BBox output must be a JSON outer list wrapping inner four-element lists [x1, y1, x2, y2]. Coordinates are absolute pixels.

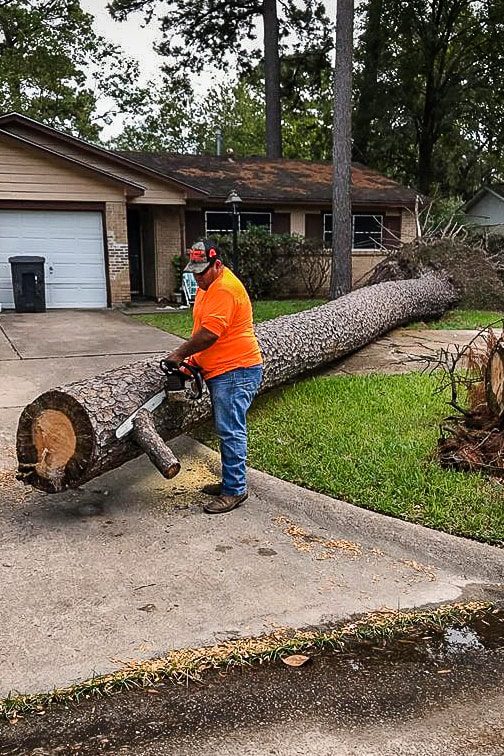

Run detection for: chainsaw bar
[[115, 389, 167, 440]]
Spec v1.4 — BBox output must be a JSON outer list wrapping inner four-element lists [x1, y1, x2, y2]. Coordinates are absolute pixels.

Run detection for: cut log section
[[16, 273, 457, 493], [485, 342, 504, 418], [132, 409, 181, 479]]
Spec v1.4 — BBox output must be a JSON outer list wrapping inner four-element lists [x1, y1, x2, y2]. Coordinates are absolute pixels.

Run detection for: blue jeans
[[206, 365, 263, 496]]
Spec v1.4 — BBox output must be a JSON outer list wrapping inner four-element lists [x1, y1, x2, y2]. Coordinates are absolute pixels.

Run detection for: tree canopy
[[0, 0, 141, 140], [109, 0, 332, 157], [112, 77, 266, 155], [353, 0, 504, 196]]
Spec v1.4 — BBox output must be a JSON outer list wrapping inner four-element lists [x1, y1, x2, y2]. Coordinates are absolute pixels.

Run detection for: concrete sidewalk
[[1, 437, 503, 697], [328, 327, 488, 376]]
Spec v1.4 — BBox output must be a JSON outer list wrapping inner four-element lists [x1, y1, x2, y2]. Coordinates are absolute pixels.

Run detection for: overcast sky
[[80, 0, 336, 136], [81, 0, 163, 84], [81, 0, 336, 85]]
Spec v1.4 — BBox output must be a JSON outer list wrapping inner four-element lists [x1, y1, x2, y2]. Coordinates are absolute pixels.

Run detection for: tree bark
[[16, 274, 457, 493], [263, 0, 282, 158], [330, 0, 354, 300]]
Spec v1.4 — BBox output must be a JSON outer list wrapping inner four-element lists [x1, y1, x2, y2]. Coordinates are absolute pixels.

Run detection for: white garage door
[[0, 210, 107, 309]]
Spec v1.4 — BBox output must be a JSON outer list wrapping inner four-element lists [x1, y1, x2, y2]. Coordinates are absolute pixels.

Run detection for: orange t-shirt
[[191, 267, 262, 380]]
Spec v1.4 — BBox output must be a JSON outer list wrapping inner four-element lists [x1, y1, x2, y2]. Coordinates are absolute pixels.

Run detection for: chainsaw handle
[[160, 359, 198, 376], [159, 358, 180, 374], [159, 359, 204, 400]]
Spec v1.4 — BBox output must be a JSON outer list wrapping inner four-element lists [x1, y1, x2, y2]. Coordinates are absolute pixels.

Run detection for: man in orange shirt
[[165, 239, 263, 514]]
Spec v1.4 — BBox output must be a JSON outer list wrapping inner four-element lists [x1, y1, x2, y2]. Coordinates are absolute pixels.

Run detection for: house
[[463, 185, 504, 231], [0, 112, 420, 310]]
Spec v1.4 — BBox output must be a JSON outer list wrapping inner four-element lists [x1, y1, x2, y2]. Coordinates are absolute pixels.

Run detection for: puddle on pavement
[[2, 608, 504, 755], [338, 607, 504, 664]]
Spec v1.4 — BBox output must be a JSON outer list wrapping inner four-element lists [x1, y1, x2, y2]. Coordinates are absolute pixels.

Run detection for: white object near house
[[182, 272, 197, 306]]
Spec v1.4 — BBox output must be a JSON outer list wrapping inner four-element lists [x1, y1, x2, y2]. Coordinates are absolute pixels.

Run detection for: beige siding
[[0, 138, 126, 201], [1, 124, 186, 204], [351, 252, 385, 286], [277, 252, 385, 297], [129, 188, 185, 206]]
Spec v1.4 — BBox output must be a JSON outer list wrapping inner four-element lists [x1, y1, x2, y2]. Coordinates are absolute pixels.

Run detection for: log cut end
[[485, 343, 504, 418], [16, 391, 94, 493]]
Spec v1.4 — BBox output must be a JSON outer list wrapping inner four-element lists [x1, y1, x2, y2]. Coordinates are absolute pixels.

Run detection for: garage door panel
[[0, 278, 14, 308], [3, 213, 103, 238], [49, 240, 105, 260], [48, 284, 107, 309], [50, 263, 106, 285], [0, 210, 107, 309]]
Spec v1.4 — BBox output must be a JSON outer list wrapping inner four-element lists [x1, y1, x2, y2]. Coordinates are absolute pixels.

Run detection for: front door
[[127, 208, 143, 296]]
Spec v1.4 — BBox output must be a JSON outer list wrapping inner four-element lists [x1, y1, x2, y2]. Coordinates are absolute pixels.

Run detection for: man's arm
[[165, 327, 218, 365]]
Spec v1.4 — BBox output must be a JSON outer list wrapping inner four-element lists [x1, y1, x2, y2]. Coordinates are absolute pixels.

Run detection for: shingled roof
[[117, 152, 419, 207]]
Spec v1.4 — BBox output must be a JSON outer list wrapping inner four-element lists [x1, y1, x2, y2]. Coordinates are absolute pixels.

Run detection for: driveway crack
[[0, 322, 21, 359]]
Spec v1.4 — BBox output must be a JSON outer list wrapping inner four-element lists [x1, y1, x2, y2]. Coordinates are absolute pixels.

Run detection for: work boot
[[203, 492, 248, 514], [201, 482, 222, 496]]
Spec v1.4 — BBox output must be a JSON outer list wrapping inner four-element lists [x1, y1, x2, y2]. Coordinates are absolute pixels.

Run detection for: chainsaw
[[115, 360, 203, 440]]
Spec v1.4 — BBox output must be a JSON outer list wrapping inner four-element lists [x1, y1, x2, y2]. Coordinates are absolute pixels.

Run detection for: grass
[[407, 308, 504, 331], [133, 299, 325, 338], [196, 372, 504, 544], [1, 602, 491, 720]]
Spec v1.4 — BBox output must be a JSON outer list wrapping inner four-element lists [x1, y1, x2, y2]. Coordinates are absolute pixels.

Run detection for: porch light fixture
[[225, 189, 243, 275]]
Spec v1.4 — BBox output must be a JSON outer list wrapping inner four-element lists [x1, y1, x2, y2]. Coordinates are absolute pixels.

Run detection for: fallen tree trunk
[[17, 273, 457, 493]]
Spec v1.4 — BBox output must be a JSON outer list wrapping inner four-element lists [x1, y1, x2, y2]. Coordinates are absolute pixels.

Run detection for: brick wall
[[401, 208, 417, 244], [105, 201, 131, 306], [153, 206, 183, 300]]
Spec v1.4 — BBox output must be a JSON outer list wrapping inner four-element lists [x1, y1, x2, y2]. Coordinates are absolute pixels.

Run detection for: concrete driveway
[[0, 309, 181, 451]]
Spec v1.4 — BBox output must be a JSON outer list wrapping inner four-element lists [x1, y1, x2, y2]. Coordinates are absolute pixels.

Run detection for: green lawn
[[407, 308, 504, 330], [195, 372, 504, 545], [134, 299, 324, 338]]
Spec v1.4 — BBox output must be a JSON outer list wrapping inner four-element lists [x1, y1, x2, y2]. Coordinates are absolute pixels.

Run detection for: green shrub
[[212, 227, 329, 300], [172, 254, 183, 291]]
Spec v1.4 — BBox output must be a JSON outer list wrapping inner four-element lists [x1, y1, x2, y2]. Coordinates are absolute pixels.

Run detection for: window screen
[[205, 211, 234, 235], [352, 214, 383, 249], [323, 213, 383, 249]]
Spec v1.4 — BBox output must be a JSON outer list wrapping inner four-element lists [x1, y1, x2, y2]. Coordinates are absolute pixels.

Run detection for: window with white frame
[[205, 210, 272, 236], [353, 214, 383, 249], [323, 213, 384, 250]]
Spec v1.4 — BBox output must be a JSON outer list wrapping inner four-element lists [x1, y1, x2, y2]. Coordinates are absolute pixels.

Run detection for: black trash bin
[[9, 256, 46, 313]]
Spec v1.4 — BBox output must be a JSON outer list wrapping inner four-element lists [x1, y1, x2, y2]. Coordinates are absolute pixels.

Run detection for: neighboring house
[[463, 185, 504, 231], [0, 113, 419, 310]]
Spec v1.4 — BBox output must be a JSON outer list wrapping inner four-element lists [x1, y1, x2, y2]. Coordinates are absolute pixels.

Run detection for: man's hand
[[164, 350, 184, 366]]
